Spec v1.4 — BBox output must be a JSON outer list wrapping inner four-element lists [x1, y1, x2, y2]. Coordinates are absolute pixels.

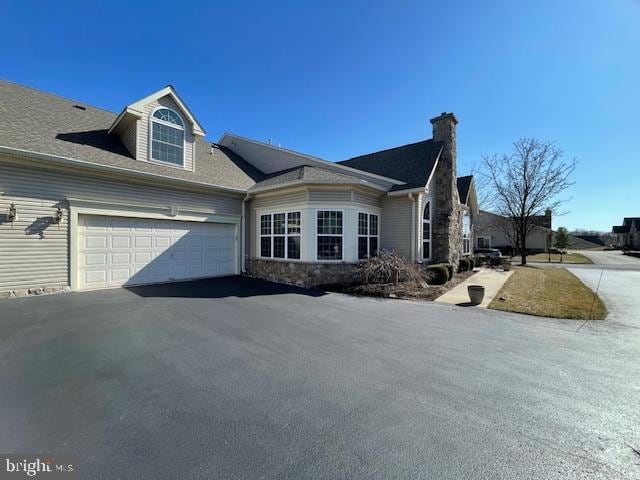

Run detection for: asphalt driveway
[[1, 277, 639, 479]]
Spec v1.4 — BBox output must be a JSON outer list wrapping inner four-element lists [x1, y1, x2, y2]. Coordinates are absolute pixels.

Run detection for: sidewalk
[[435, 268, 514, 308]]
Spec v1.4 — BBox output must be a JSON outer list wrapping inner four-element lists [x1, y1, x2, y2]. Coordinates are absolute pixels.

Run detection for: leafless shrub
[[354, 251, 426, 285]]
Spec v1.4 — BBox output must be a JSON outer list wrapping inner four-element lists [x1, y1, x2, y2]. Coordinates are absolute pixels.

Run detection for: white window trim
[[148, 106, 186, 168], [462, 211, 471, 255], [358, 211, 379, 260], [477, 236, 491, 248], [315, 209, 345, 262], [258, 211, 302, 260], [422, 201, 431, 261]]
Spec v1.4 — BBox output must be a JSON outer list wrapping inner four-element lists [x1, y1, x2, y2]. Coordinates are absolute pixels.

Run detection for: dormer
[[108, 86, 205, 171]]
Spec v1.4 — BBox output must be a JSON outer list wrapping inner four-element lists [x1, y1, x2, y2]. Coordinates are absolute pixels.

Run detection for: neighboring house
[[0, 80, 477, 295], [475, 210, 553, 253], [612, 218, 640, 249], [476, 209, 601, 253]]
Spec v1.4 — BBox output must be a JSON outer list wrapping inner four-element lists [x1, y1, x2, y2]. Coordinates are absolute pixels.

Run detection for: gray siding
[[380, 195, 413, 258], [308, 189, 351, 204], [0, 194, 69, 291], [138, 95, 195, 171], [0, 158, 242, 291], [353, 189, 383, 208], [120, 120, 137, 157]]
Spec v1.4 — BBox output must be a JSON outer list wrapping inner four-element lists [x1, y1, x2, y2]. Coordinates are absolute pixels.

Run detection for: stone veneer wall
[[248, 259, 357, 288]]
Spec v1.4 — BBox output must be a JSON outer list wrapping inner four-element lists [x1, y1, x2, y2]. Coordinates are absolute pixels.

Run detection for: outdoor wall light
[[8, 203, 17, 223], [54, 207, 64, 224]]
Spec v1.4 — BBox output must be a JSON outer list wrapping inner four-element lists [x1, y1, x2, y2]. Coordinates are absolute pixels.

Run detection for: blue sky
[[2, 0, 638, 231]]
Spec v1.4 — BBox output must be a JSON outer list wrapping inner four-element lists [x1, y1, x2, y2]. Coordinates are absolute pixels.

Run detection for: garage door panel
[[85, 253, 107, 266], [111, 236, 131, 248], [134, 236, 153, 248], [84, 270, 107, 285], [111, 252, 131, 265], [154, 236, 172, 248], [110, 268, 132, 282], [85, 236, 107, 249], [134, 252, 153, 264]]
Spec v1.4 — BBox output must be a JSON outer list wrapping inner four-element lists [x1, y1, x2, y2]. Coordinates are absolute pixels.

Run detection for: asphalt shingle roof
[[0, 80, 264, 191], [456, 175, 473, 204], [249, 165, 369, 191], [337, 140, 443, 192]]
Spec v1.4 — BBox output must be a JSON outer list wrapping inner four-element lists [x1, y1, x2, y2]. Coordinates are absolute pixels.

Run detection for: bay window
[[316, 210, 343, 260], [358, 212, 379, 259]]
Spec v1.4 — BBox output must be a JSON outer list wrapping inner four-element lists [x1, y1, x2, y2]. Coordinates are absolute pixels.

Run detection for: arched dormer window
[[422, 201, 431, 260], [150, 107, 185, 166]]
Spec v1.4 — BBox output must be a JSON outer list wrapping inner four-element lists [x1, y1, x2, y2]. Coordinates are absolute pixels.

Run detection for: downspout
[[241, 193, 251, 273], [408, 193, 416, 261]]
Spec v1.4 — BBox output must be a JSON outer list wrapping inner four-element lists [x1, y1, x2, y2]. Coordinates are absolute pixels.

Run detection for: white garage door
[[78, 215, 237, 290]]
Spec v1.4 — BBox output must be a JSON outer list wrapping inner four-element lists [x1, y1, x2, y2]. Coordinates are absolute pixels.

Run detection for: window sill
[[148, 158, 186, 170], [255, 257, 304, 263]]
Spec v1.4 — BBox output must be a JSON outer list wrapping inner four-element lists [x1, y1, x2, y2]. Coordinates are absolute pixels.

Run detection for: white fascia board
[[219, 132, 406, 186], [126, 86, 206, 136], [248, 179, 388, 194], [107, 107, 143, 134], [424, 145, 442, 194], [0, 145, 246, 196], [386, 187, 427, 196]]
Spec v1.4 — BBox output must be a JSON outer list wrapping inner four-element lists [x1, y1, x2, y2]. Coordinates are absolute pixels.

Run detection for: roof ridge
[[0, 78, 118, 115], [340, 138, 439, 163]]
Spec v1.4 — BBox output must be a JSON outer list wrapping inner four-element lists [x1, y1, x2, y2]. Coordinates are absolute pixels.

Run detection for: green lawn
[[489, 267, 606, 320], [513, 252, 593, 264]]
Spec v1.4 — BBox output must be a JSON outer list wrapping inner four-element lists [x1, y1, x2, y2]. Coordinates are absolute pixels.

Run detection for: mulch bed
[[323, 270, 477, 301]]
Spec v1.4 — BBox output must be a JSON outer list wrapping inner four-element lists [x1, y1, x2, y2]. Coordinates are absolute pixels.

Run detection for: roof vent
[[73, 105, 86, 111]]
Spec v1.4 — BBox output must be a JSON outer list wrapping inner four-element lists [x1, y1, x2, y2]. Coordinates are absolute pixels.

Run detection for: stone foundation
[[0, 285, 70, 299], [248, 259, 358, 288]]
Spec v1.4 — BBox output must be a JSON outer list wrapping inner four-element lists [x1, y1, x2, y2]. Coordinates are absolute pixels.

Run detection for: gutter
[[0, 145, 246, 196], [387, 187, 426, 197]]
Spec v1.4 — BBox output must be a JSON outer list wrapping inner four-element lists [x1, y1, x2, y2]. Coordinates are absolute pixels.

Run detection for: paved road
[[578, 250, 640, 268], [1, 277, 639, 479], [565, 250, 640, 330]]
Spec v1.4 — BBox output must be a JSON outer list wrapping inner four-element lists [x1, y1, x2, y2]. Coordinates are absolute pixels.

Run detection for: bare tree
[[480, 138, 576, 265]]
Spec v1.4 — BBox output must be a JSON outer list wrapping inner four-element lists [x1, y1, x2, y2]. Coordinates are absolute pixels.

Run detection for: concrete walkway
[[435, 268, 513, 307]]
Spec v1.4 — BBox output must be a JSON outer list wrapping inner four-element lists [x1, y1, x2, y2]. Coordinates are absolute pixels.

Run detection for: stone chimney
[[430, 112, 462, 267]]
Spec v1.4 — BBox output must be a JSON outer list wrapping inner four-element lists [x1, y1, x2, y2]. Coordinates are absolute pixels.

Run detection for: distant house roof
[[573, 235, 605, 246], [0, 79, 263, 191], [613, 217, 640, 233], [249, 165, 386, 193], [337, 140, 443, 192], [457, 175, 473, 204]]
